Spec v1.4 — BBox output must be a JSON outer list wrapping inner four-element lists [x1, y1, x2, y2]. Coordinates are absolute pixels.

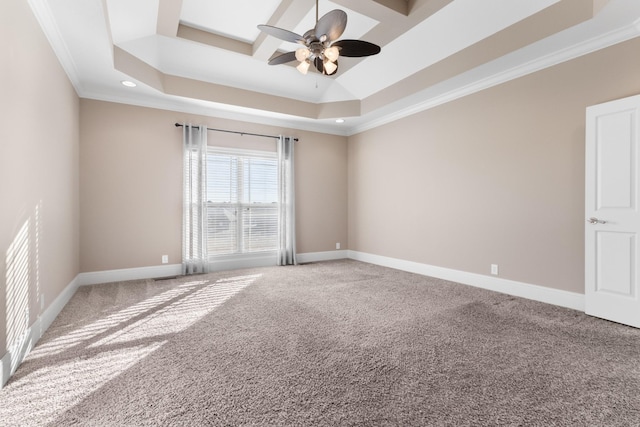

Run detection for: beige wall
[[79, 100, 348, 272], [0, 0, 80, 356], [348, 37, 640, 294]]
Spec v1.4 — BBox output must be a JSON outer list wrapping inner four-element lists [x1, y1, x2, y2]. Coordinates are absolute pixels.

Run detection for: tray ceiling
[[29, 0, 640, 135]]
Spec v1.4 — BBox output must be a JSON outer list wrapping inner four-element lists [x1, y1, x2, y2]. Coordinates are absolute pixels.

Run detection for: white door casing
[[585, 94, 640, 328]]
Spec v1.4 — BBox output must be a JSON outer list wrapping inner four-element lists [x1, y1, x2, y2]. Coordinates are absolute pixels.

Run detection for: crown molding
[[28, 0, 83, 95]]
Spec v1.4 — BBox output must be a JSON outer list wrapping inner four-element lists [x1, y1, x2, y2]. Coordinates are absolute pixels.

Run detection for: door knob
[[587, 217, 606, 224]]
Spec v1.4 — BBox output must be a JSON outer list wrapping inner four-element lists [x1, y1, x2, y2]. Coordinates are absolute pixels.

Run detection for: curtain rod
[[174, 123, 298, 142]]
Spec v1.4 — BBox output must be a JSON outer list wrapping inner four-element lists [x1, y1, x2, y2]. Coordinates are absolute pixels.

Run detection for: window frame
[[206, 146, 279, 260]]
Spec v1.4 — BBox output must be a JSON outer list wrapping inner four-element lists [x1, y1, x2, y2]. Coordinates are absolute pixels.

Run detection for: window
[[206, 148, 278, 257]]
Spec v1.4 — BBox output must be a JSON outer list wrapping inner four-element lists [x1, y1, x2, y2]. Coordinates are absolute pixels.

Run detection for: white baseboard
[[106, 252, 582, 313], [78, 264, 183, 286], [76, 252, 349, 287], [347, 250, 585, 312], [1, 275, 80, 389], [297, 250, 348, 264]]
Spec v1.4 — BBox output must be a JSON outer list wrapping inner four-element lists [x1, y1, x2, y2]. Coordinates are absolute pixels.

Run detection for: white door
[[585, 94, 640, 328]]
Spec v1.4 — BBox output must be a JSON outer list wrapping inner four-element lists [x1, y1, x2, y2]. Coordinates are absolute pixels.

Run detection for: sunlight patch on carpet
[[0, 343, 163, 425], [90, 274, 262, 347], [0, 273, 261, 425]]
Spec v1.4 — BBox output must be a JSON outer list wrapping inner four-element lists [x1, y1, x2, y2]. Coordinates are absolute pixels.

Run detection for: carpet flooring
[[1, 259, 640, 426]]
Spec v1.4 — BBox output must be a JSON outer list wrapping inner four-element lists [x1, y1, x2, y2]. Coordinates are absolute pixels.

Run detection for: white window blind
[[206, 148, 278, 256]]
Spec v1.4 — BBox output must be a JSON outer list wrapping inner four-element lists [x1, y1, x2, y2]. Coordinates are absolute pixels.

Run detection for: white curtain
[[277, 136, 297, 266], [182, 124, 209, 275]]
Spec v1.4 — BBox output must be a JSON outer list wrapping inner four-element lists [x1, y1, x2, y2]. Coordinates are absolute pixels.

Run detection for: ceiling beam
[[177, 24, 253, 56], [371, 0, 408, 16], [156, 0, 183, 37], [100, 0, 114, 56], [252, 0, 313, 61], [330, 0, 407, 20]]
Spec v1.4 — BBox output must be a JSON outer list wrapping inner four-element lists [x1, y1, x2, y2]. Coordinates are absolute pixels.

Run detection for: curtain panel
[[277, 136, 297, 266], [182, 124, 209, 275]]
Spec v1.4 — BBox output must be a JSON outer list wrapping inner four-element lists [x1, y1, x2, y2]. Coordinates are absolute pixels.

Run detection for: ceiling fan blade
[[332, 40, 381, 57], [257, 25, 304, 44], [314, 57, 339, 76], [268, 51, 297, 65], [315, 10, 347, 42]]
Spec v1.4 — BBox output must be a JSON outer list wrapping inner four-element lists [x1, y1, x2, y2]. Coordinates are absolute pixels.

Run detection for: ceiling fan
[[257, 0, 381, 76]]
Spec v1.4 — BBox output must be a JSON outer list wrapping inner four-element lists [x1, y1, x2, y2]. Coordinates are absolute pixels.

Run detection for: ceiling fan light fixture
[[324, 46, 339, 62], [295, 47, 310, 62], [297, 60, 311, 75], [323, 59, 337, 75]]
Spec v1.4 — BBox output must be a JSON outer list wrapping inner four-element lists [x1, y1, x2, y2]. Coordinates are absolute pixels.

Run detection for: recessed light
[[121, 80, 137, 87], [335, 119, 345, 123]]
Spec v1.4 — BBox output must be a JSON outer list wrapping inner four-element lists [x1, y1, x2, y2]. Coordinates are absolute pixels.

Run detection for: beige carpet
[[1, 259, 639, 426]]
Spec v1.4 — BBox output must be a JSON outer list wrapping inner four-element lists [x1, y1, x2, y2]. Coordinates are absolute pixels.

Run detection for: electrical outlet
[[491, 264, 499, 275], [162, 255, 168, 264], [336, 242, 341, 250]]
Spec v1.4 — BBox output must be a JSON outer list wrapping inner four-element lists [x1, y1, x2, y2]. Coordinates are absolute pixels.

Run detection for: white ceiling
[[29, 0, 640, 135]]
